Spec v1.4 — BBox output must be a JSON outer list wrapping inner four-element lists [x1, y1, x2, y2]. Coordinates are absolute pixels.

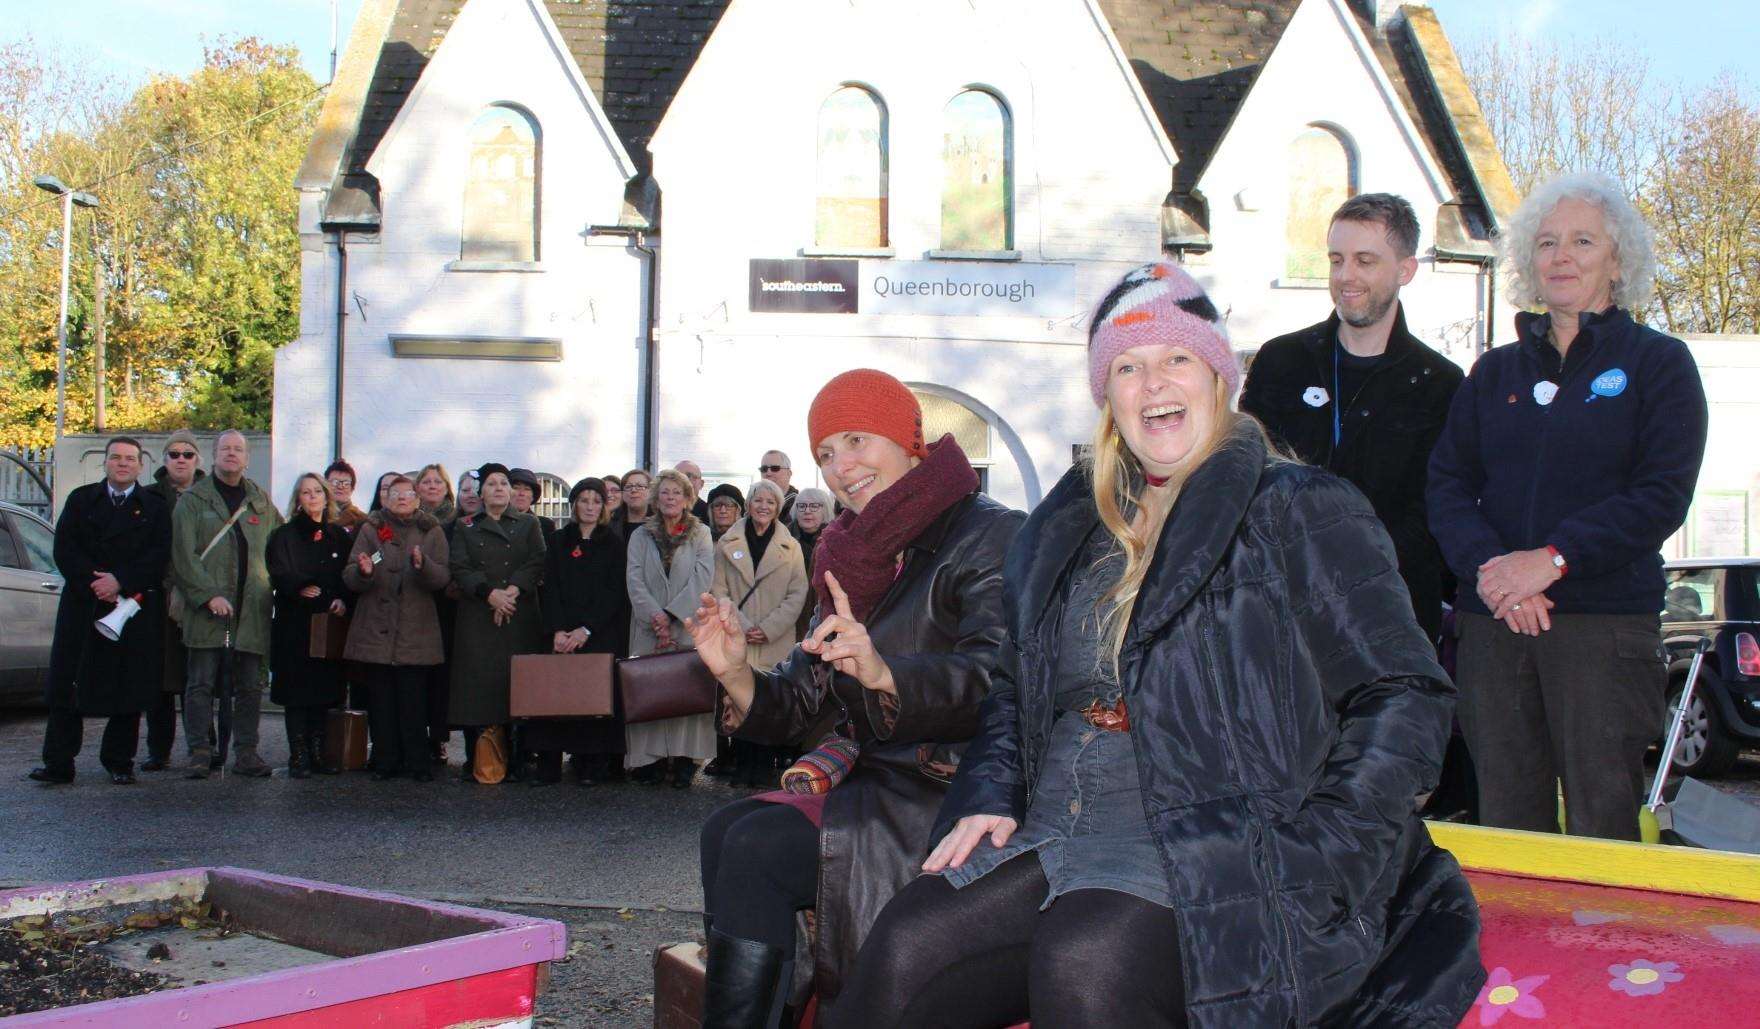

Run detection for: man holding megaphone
[[28, 437, 172, 786]]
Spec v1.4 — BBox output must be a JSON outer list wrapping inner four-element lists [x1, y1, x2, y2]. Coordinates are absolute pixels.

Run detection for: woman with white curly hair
[[1427, 171, 1708, 841]]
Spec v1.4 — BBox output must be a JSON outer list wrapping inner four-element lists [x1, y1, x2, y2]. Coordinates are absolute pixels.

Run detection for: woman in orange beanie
[[686, 368, 1022, 1027]]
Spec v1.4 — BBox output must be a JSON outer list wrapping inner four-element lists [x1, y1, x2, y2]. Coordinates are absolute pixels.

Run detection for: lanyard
[[1331, 341, 1343, 451]]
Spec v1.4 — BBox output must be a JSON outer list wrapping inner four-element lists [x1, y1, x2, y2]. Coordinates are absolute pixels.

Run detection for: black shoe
[[140, 757, 169, 772], [288, 739, 311, 780], [630, 762, 661, 785], [209, 754, 224, 771], [412, 770, 434, 783], [309, 731, 339, 774], [370, 769, 398, 781], [109, 771, 137, 785], [459, 767, 478, 783], [27, 767, 73, 785], [670, 757, 695, 789], [703, 928, 789, 1029], [703, 757, 734, 779]]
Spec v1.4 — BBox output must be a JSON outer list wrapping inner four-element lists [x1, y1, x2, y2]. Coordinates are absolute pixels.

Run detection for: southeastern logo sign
[[748, 259, 859, 314]]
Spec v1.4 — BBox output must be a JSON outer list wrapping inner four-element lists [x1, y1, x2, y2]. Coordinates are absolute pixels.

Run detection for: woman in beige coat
[[711, 479, 809, 787]]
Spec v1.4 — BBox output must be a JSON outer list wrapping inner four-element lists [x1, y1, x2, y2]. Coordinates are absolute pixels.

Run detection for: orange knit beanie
[[807, 369, 928, 457]]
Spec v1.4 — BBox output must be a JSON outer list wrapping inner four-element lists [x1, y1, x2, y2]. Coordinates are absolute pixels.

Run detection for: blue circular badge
[[1588, 368, 1628, 401]]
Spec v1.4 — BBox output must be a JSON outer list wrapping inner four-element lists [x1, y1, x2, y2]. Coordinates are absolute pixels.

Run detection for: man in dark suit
[[28, 436, 173, 785]]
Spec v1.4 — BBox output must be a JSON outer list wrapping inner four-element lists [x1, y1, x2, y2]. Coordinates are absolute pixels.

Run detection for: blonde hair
[[284, 472, 338, 523], [416, 463, 454, 507], [1091, 374, 1238, 673], [651, 467, 697, 507]]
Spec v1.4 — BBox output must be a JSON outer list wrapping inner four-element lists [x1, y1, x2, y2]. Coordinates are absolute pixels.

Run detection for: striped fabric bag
[[779, 733, 862, 796]]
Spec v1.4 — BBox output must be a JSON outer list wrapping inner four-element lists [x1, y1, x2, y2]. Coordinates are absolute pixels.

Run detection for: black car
[[1660, 557, 1760, 777]]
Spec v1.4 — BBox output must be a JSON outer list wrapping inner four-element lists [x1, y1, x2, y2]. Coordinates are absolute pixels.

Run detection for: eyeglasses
[[759, 465, 786, 473], [167, 450, 198, 460], [389, 490, 418, 500], [625, 483, 650, 491], [326, 477, 353, 488]]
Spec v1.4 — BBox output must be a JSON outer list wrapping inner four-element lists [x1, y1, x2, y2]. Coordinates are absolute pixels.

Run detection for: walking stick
[[1642, 636, 1710, 842]]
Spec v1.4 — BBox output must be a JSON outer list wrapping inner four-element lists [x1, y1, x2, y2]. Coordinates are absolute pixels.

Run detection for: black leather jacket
[[939, 424, 1483, 1026], [734, 491, 1022, 1004]]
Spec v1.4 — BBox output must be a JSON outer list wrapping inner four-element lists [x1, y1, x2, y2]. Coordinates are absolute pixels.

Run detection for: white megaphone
[[95, 595, 143, 642]]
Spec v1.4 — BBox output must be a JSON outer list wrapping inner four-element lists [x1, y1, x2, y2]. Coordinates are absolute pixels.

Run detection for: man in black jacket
[[1240, 193, 1464, 642], [28, 437, 172, 785]]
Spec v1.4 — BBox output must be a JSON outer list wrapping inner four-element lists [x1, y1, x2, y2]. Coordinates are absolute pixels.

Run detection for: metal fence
[[0, 447, 52, 518]]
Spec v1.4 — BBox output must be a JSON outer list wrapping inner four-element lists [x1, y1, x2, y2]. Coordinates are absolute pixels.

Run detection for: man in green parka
[[170, 430, 283, 778]]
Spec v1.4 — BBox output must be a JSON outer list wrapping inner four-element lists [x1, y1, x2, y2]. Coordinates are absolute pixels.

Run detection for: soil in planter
[[0, 901, 237, 1016]]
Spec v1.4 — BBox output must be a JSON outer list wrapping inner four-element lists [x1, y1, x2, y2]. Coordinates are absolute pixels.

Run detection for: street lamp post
[[33, 175, 98, 443]]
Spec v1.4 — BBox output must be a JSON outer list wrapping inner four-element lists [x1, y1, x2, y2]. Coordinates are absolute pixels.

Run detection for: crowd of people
[[29, 431, 832, 790], [27, 169, 1709, 1027]]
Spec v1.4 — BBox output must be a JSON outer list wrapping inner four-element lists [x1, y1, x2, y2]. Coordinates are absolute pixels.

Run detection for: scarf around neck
[[646, 510, 702, 573], [811, 434, 978, 623]]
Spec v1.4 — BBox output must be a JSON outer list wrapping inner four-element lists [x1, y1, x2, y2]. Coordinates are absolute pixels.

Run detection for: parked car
[[0, 500, 58, 707], [1660, 557, 1760, 777]]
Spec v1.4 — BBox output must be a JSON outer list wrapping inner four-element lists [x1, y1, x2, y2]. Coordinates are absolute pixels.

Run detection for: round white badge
[[732, 551, 745, 560], [1302, 386, 1330, 408], [1533, 381, 1559, 406]]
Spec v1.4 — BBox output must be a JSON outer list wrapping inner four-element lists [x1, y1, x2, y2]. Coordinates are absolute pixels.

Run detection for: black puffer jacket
[[734, 491, 1022, 1006], [938, 424, 1483, 1027]]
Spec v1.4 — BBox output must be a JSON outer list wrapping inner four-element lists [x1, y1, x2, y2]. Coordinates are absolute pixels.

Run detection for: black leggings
[[700, 798, 819, 948], [828, 852, 1188, 1029]]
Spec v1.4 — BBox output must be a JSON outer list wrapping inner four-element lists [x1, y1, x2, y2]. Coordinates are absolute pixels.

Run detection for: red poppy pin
[[462, 517, 474, 528], [377, 524, 394, 543], [571, 545, 583, 558], [669, 523, 687, 537], [247, 515, 260, 525], [312, 530, 323, 542]]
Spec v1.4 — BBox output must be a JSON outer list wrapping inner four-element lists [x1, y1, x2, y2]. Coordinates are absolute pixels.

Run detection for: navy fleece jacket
[[1427, 307, 1707, 616]]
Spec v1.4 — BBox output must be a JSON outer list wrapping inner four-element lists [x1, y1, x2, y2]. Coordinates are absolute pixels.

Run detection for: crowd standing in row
[[25, 170, 1709, 1027], [29, 431, 831, 790]]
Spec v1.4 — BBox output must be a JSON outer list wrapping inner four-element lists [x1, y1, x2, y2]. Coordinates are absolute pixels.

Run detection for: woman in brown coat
[[341, 475, 451, 781]]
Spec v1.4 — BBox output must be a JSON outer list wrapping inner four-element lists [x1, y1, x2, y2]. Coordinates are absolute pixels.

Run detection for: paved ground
[[0, 710, 750, 1027], [4, 710, 1758, 1026]]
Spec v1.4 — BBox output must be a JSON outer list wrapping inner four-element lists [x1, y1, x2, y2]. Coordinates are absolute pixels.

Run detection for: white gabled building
[[277, 0, 1514, 511]]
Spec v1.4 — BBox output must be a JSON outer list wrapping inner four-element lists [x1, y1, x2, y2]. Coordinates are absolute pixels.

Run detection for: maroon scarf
[[811, 435, 978, 623]]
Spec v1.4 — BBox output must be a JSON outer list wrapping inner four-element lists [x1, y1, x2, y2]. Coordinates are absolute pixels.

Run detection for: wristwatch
[[1546, 545, 1568, 577]]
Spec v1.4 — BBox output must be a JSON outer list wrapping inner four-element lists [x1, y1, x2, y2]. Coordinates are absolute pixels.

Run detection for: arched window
[[462, 105, 539, 263], [816, 86, 888, 249], [1284, 125, 1356, 280], [940, 90, 1012, 251]]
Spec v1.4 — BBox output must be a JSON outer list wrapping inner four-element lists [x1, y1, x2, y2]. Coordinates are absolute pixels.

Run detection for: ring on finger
[[1512, 603, 1522, 611]]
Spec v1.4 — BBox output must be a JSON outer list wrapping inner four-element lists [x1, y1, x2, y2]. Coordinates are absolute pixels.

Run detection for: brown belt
[[1079, 696, 1131, 732]]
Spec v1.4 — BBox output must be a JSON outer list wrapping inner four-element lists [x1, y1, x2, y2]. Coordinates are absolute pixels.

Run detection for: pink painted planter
[[0, 867, 566, 1028]]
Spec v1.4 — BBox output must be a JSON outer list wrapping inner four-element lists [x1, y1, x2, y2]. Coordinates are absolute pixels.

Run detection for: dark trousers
[[828, 853, 1187, 1029], [367, 665, 431, 775], [144, 692, 178, 762], [283, 704, 332, 748], [700, 799, 820, 949], [427, 663, 450, 752], [41, 710, 140, 777], [1457, 612, 1665, 841]]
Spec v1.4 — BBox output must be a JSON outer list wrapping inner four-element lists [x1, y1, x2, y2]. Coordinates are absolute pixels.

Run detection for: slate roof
[[306, 0, 1509, 247], [1096, 0, 1510, 248], [306, 0, 731, 223]]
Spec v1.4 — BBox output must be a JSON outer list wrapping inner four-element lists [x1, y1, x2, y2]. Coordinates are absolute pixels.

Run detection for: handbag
[[511, 653, 615, 717], [308, 612, 350, 661], [473, 724, 509, 784], [322, 708, 369, 772], [617, 649, 719, 724]]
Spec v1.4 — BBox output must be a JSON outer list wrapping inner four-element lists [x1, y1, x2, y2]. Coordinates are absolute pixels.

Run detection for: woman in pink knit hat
[[833, 263, 1483, 1027]]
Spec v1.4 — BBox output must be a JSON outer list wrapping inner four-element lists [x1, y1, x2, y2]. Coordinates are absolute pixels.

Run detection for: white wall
[[273, 0, 647, 500], [648, 0, 1176, 509], [1672, 335, 1760, 557], [1194, 0, 1488, 365]]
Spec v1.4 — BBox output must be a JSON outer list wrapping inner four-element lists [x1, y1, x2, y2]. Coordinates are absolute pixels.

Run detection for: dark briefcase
[[323, 708, 369, 771], [308, 613, 350, 661], [616, 649, 718, 724], [510, 653, 615, 718]]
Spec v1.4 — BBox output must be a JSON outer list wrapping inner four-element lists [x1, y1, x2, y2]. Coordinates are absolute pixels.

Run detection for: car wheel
[[1663, 675, 1741, 779]]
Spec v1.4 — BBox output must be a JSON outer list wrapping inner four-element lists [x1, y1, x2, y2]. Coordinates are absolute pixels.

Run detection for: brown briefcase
[[323, 708, 368, 771], [308, 613, 350, 661], [653, 942, 706, 1029], [510, 653, 615, 718], [617, 649, 718, 724]]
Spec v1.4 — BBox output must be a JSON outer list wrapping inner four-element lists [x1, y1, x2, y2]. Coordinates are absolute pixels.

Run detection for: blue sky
[[5, 0, 1754, 92]]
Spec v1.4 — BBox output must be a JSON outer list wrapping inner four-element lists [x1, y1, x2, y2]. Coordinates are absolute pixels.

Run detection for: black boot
[[703, 928, 788, 1029], [310, 729, 338, 774], [288, 735, 311, 779]]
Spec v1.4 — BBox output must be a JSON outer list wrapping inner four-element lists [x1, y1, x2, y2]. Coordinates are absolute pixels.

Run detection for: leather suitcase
[[617, 650, 718, 724], [308, 613, 350, 661], [653, 942, 706, 1029], [510, 653, 615, 718], [323, 708, 369, 771]]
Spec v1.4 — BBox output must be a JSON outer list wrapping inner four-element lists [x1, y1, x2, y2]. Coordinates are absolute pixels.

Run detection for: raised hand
[[684, 592, 749, 680], [801, 571, 894, 694], [356, 552, 375, 578]]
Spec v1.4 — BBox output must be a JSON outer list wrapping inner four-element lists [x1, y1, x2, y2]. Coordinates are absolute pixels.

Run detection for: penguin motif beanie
[[807, 369, 928, 457], [1088, 262, 1237, 406]]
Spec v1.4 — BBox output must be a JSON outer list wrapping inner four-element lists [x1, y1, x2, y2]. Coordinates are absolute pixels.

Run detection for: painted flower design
[[1474, 967, 1548, 1025], [1608, 958, 1683, 997]]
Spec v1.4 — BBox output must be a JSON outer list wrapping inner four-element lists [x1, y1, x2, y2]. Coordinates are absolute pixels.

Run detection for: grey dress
[[943, 526, 1175, 909]]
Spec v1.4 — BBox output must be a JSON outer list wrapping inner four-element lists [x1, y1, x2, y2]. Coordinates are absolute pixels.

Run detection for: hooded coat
[[937, 424, 1483, 1027]]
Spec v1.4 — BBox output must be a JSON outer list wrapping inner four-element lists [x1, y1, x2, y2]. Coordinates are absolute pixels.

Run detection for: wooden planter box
[[0, 867, 565, 1027]]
